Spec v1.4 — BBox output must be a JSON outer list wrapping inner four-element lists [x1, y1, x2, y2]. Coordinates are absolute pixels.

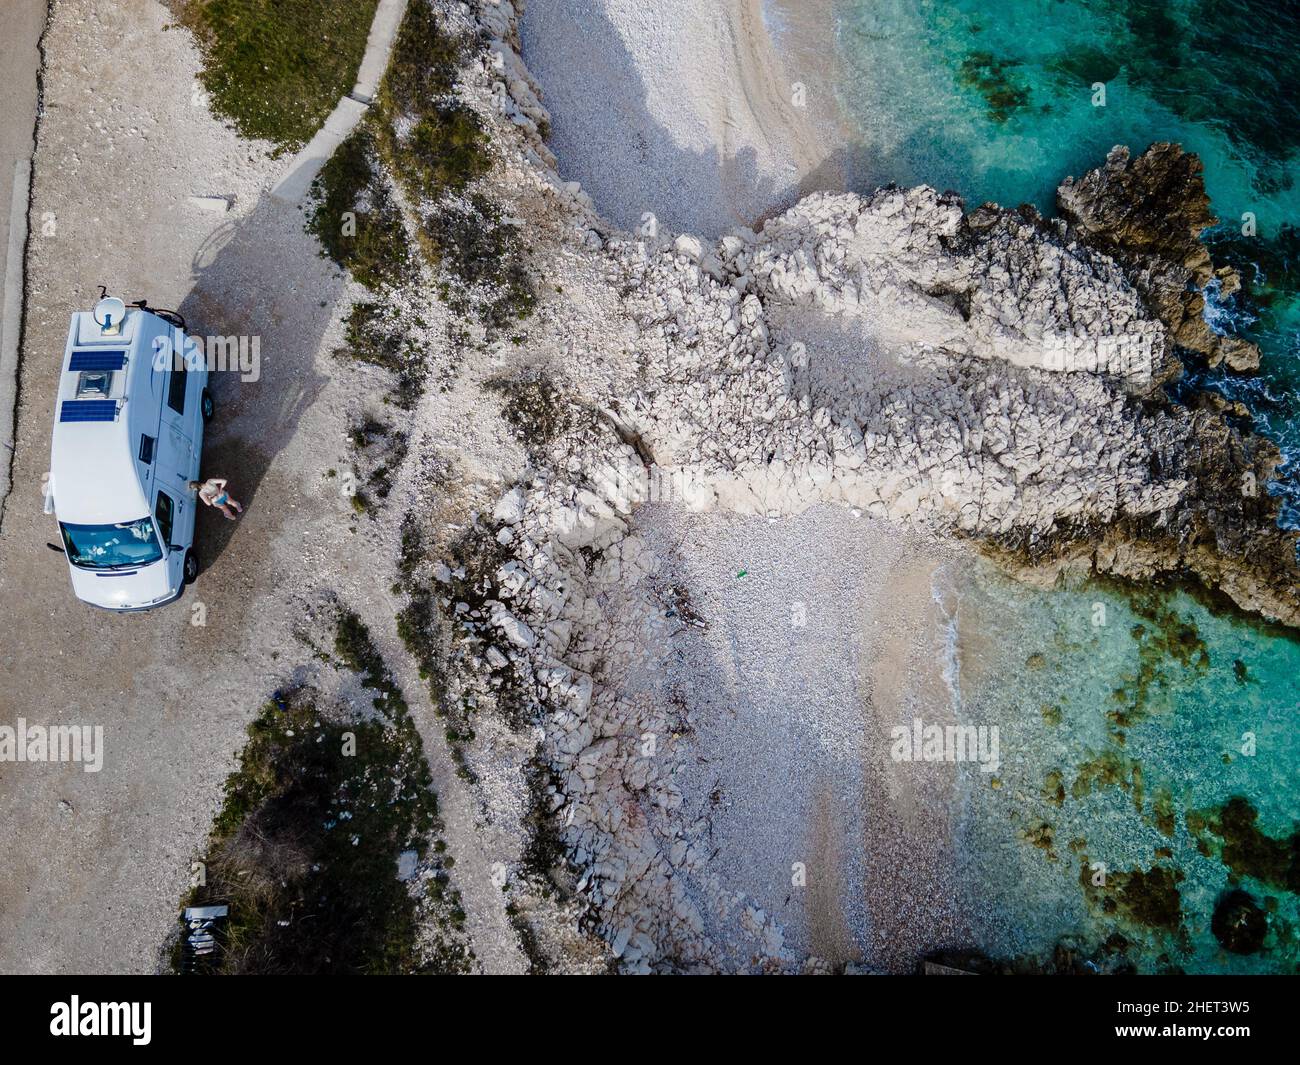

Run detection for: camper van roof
[[50, 308, 162, 525]]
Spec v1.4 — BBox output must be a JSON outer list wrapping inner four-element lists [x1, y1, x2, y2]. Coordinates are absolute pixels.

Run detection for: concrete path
[[269, 0, 409, 204], [0, 0, 48, 523]]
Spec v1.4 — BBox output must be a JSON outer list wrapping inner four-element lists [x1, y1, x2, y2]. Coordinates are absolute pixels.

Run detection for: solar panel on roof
[[68, 349, 126, 372], [59, 400, 118, 423]]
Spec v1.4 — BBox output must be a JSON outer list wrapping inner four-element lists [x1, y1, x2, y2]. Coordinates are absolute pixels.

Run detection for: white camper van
[[46, 297, 213, 611]]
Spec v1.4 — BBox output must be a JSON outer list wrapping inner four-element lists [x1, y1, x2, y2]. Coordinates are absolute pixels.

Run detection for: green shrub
[[372, 0, 536, 331], [308, 125, 413, 290]]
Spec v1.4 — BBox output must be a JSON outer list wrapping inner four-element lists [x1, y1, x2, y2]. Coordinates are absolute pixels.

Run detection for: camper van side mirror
[[47, 542, 65, 554]]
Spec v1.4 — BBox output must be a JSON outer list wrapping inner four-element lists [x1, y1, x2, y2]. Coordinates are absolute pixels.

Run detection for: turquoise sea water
[[955, 570, 1300, 972], [830, 0, 1300, 970]]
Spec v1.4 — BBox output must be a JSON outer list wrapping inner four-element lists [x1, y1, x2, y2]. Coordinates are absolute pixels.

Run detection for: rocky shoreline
[[380, 1, 1299, 971], [1058, 142, 1262, 376], [1005, 144, 1299, 627]]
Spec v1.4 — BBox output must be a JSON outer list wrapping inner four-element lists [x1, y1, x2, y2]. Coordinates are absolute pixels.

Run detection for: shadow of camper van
[[45, 297, 212, 611]]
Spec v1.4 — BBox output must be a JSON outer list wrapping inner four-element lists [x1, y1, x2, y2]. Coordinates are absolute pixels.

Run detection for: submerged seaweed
[[957, 51, 1032, 123], [1188, 796, 1300, 893], [1107, 593, 1210, 733], [1081, 860, 1185, 934]]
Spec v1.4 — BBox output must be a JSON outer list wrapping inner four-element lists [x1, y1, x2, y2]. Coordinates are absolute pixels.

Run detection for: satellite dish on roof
[[93, 295, 127, 334]]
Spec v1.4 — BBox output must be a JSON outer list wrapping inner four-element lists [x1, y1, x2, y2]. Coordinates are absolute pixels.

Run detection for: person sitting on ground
[[188, 477, 243, 521]]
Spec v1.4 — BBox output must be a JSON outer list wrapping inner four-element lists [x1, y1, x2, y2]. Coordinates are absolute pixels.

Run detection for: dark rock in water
[[924, 935, 1143, 975], [958, 51, 1032, 124], [1190, 796, 1300, 892], [1059, 143, 1216, 278], [1057, 143, 1261, 375], [1091, 863, 1185, 933], [1018, 144, 1300, 631], [985, 398, 1300, 629], [1211, 890, 1268, 954]]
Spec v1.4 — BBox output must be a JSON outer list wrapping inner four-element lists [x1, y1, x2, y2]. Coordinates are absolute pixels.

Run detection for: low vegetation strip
[[172, 0, 380, 150], [305, 0, 535, 330], [371, 0, 536, 329]]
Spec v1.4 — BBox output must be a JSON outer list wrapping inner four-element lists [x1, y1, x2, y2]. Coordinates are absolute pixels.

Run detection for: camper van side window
[[139, 435, 155, 465], [155, 491, 174, 548], [166, 357, 187, 414]]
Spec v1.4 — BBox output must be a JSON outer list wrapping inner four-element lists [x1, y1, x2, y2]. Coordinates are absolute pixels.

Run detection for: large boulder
[[1057, 143, 1260, 374]]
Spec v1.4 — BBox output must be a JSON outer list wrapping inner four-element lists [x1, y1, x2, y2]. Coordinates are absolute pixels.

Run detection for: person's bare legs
[[218, 503, 238, 521]]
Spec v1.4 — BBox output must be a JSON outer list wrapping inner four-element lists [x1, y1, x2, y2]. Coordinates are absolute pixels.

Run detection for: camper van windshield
[[60, 518, 163, 569]]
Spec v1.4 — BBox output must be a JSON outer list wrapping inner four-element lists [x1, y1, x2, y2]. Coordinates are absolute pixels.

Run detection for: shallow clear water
[[828, 0, 1300, 969], [953, 567, 1300, 972], [835, 0, 1299, 228]]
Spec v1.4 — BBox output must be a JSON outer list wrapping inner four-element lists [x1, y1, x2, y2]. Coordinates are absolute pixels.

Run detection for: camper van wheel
[[183, 550, 198, 584], [200, 389, 214, 421]]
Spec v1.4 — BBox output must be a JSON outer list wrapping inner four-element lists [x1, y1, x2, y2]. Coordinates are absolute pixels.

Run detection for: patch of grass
[[179, 690, 437, 973], [396, 587, 442, 685], [339, 301, 428, 409], [342, 418, 406, 518], [397, 513, 425, 583], [504, 759, 573, 974], [333, 608, 393, 691], [367, 455, 404, 504], [390, 617, 475, 786], [174, 0, 379, 151], [392, 517, 478, 782], [403, 107, 493, 200], [521, 760, 566, 893], [346, 417, 408, 516], [374, 3, 491, 202], [380, 0, 468, 109], [171, 612, 471, 974], [308, 124, 413, 291], [422, 195, 537, 328]]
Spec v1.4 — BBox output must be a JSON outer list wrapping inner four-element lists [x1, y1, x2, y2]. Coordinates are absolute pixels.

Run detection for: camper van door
[[157, 352, 198, 560]]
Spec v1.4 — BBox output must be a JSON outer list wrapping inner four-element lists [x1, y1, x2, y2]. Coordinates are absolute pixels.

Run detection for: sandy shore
[[629, 503, 972, 970], [520, 0, 847, 239], [517, 1, 999, 969]]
